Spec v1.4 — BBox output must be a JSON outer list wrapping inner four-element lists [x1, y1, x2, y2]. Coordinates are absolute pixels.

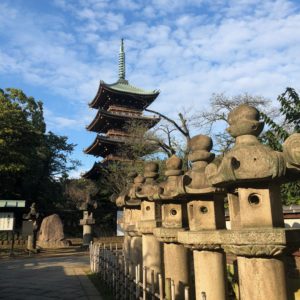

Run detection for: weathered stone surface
[[136, 162, 162, 199], [184, 135, 215, 192], [153, 227, 186, 243], [228, 186, 284, 229], [238, 256, 288, 300], [283, 133, 300, 174], [194, 250, 227, 300], [178, 228, 300, 255], [164, 243, 189, 299], [38, 214, 69, 248], [142, 234, 162, 287], [123, 207, 141, 232], [205, 105, 286, 186]]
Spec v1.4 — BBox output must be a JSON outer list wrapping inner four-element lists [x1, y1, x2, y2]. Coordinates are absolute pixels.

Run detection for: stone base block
[[37, 240, 70, 248]]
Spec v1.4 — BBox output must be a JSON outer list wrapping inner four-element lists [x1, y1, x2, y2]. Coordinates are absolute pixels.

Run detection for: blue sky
[[1, 0, 300, 177]]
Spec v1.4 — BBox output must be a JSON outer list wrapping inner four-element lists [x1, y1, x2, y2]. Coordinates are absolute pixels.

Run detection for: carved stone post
[[153, 155, 190, 299], [136, 162, 163, 287], [23, 202, 40, 252], [205, 104, 300, 300], [79, 210, 95, 246], [178, 135, 228, 300]]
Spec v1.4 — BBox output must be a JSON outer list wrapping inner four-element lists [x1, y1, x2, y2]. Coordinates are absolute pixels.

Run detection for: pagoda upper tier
[[84, 134, 125, 157], [89, 79, 159, 110], [86, 107, 160, 133]]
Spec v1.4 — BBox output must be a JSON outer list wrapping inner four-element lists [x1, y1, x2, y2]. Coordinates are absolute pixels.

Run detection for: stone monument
[[38, 214, 69, 248]]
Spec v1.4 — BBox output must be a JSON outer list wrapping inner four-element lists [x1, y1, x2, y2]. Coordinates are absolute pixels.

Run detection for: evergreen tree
[[261, 87, 300, 205], [0, 88, 79, 208]]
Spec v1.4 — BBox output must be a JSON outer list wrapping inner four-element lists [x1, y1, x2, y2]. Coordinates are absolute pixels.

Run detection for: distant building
[[83, 39, 160, 179]]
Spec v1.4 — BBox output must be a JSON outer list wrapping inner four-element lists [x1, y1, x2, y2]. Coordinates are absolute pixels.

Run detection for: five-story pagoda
[[83, 40, 160, 179]]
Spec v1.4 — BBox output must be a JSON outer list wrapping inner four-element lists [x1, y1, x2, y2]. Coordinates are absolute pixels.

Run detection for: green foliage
[[0, 88, 79, 208], [260, 87, 300, 205]]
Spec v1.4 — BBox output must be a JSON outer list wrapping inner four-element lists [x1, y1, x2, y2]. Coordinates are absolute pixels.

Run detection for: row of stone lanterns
[[116, 104, 300, 300]]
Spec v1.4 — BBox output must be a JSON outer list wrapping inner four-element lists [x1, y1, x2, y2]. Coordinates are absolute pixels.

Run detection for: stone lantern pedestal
[[123, 206, 143, 277], [138, 200, 163, 286]]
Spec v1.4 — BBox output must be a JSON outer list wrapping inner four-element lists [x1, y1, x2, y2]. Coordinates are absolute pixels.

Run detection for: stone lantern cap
[[79, 211, 95, 226], [205, 104, 292, 187], [115, 174, 145, 208], [150, 155, 186, 200], [135, 161, 162, 200], [182, 135, 223, 195]]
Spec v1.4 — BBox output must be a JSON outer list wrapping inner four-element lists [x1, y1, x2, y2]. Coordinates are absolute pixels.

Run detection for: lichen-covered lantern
[[152, 155, 190, 299], [116, 173, 144, 275], [135, 162, 163, 287], [79, 203, 95, 246], [178, 135, 228, 300], [205, 104, 300, 300]]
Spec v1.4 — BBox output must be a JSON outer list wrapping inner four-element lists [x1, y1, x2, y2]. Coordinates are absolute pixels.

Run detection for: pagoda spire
[[118, 38, 126, 80]]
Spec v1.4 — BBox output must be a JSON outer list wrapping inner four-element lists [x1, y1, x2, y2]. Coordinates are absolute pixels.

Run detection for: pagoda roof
[[82, 162, 102, 180], [82, 156, 132, 180], [89, 79, 160, 110], [86, 108, 160, 133], [84, 135, 126, 157]]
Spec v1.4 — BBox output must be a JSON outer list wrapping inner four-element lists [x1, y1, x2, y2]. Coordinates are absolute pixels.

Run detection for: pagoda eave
[[84, 135, 126, 157], [86, 109, 161, 133], [82, 162, 102, 180], [89, 81, 160, 110]]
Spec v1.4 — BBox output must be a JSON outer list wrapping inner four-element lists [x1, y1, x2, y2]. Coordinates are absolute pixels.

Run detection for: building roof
[[89, 80, 160, 110], [82, 162, 102, 180], [86, 108, 160, 133], [84, 135, 126, 157], [82, 156, 133, 180], [0, 200, 26, 208], [89, 40, 159, 110]]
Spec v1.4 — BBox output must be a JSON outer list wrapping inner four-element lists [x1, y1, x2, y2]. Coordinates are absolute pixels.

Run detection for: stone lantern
[[116, 173, 144, 276], [152, 155, 190, 299], [79, 204, 95, 246], [205, 104, 300, 300], [178, 135, 228, 300], [135, 161, 163, 286]]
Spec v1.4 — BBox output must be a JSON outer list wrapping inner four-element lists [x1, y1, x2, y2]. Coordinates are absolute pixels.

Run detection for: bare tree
[[64, 178, 99, 209], [190, 93, 278, 154]]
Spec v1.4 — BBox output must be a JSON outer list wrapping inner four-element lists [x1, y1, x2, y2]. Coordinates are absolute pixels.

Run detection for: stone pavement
[[0, 255, 103, 300]]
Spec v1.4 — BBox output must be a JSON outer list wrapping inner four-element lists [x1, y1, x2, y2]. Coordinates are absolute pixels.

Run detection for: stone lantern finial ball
[[144, 161, 159, 173], [166, 155, 182, 170], [227, 104, 264, 137], [188, 135, 213, 152], [134, 174, 145, 184]]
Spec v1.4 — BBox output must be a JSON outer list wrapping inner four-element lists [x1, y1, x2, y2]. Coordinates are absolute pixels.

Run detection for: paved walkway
[[0, 255, 102, 300]]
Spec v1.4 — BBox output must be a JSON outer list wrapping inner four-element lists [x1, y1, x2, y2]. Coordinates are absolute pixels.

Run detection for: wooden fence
[[90, 242, 192, 300]]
